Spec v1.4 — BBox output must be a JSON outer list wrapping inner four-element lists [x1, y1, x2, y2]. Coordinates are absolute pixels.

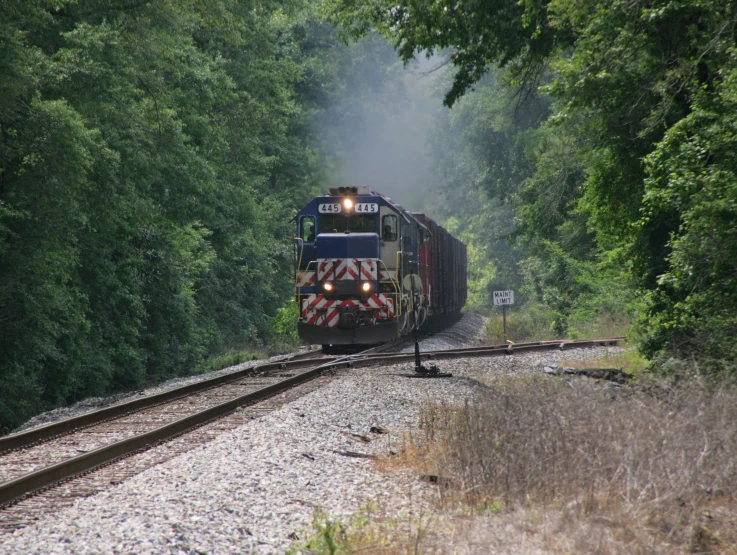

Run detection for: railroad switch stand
[[412, 324, 452, 378]]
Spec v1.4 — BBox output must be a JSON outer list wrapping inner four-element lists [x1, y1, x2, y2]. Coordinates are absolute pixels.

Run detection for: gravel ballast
[[14, 348, 321, 434], [1, 320, 625, 554]]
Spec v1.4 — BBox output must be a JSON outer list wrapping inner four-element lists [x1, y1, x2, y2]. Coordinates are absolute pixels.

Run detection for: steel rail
[[0, 351, 330, 453], [0, 356, 355, 507], [0, 336, 624, 507], [422, 337, 623, 359], [352, 337, 625, 363], [417, 337, 624, 355], [0, 338, 623, 453]]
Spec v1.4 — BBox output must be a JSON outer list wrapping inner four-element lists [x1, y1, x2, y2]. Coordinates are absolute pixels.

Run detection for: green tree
[[642, 65, 737, 367], [0, 0, 340, 430], [329, 0, 737, 367]]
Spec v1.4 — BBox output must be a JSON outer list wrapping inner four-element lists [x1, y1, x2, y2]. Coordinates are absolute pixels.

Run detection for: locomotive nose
[[315, 232, 379, 259]]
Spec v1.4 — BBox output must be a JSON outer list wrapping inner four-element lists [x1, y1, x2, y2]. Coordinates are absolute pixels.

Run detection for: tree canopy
[[328, 0, 737, 367], [0, 0, 409, 431]]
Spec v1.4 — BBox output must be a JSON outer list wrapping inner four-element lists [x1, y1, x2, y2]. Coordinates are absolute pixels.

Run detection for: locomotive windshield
[[319, 214, 348, 233], [349, 214, 377, 232], [318, 214, 377, 234]]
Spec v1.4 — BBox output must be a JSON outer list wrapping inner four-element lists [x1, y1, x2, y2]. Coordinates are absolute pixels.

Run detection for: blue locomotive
[[294, 186, 467, 347]]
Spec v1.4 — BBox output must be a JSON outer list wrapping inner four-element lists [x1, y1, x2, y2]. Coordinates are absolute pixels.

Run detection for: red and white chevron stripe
[[334, 258, 359, 280], [296, 270, 316, 287], [317, 259, 335, 281], [316, 259, 379, 281], [301, 294, 395, 326], [359, 260, 377, 280], [378, 294, 395, 316]]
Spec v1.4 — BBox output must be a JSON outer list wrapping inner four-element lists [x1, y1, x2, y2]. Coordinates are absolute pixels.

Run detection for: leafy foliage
[[326, 0, 559, 107], [642, 66, 737, 367], [331, 0, 737, 369], [0, 0, 366, 431]]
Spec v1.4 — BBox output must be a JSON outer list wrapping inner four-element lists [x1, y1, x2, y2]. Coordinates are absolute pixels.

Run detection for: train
[[294, 186, 467, 348]]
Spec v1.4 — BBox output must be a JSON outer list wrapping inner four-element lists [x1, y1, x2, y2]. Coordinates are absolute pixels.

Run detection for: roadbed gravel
[[14, 347, 322, 434], [1, 315, 625, 554]]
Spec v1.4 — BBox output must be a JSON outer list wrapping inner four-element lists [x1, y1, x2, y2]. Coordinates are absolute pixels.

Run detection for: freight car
[[294, 186, 467, 347]]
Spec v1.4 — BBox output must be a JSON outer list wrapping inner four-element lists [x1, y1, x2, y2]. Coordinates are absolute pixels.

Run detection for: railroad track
[[0, 336, 623, 532], [348, 336, 624, 364]]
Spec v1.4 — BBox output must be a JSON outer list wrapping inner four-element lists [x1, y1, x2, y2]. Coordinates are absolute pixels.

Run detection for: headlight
[[323, 282, 334, 292], [361, 282, 371, 292], [343, 198, 353, 210]]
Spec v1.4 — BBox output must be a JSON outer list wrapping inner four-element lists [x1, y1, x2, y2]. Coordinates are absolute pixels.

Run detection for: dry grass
[[294, 372, 737, 554], [395, 376, 737, 554]]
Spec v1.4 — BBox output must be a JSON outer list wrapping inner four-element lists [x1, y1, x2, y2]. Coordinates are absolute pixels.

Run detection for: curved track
[[0, 336, 623, 532]]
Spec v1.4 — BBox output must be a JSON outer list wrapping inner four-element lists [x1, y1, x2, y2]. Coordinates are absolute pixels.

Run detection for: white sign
[[493, 290, 514, 305], [354, 203, 378, 213], [318, 203, 342, 214]]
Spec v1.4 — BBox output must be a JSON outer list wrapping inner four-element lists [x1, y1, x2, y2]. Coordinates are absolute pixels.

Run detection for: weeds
[[562, 348, 648, 376], [407, 375, 737, 553], [201, 350, 264, 374], [289, 510, 353, 555], [289, 503, 437, 555], [485, 305, 559, 343], [485, 304, 632, 344]]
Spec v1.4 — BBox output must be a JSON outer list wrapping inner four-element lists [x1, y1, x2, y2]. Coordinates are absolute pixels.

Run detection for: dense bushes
[[0, 0, 307, 430], [641, 68, 737, 368]]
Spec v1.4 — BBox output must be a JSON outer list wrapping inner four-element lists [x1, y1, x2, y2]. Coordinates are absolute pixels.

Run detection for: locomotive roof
[[297, 188, 431, 235]]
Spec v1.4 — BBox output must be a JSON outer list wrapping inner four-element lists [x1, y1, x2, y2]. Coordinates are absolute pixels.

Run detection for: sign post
[[492, 290, 515, 342], [503, 304, 507, 341]]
